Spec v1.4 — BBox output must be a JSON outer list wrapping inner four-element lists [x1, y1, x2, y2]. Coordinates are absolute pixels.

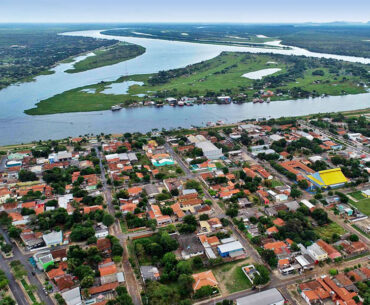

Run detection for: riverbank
[[65, 42, 145, 73], [25, 52, 369, 115], [2, 108, 369, 149]]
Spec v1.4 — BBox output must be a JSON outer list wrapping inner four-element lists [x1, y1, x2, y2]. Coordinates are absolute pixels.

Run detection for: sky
[[1, 0, 369, 23]]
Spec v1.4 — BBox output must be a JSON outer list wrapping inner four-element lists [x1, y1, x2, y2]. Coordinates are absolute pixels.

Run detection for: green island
[[103, 24, 370, 58], [25, 52, 369, 115], [65, 42, 145, 73]]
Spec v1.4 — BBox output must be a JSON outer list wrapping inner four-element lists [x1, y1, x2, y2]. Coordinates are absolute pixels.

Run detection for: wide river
[[0, 30, 369, 145]]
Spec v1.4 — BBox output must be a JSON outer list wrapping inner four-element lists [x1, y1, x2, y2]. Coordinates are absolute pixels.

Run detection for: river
[[0, 30, 369, 145]]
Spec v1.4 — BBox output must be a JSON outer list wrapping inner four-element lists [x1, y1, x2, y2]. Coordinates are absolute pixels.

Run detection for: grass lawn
[[25, 52, 367, 115], [212, 259, 252, 294], [350, 198, 370, 216], [314, 222, 346, 241], [348, 191, 366, 201], [270, 179, 284, 188], [157, 165, 184, 178]]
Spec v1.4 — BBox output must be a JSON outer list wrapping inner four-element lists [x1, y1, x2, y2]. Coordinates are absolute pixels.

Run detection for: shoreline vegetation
[[65, 42, 145, 73], [2, 107, 369, 149], [25, 52, 369, 115]]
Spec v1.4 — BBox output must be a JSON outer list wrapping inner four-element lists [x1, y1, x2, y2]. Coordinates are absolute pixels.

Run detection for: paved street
[[95, 145, 143, 305], [0, 252, 28, 305], [0, 227, 54, 305]]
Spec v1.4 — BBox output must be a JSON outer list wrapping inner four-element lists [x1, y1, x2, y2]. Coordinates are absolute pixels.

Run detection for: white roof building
[[270, 134, 284, 142], [236, 288, 284, 305], [43, 231, 63, 247], [62, 287, 82, 305], [308, 156, 323, 163], [307, 243, 328, 261], [195, 141, 223, 160], [301, 199, 315, 210], [58, 194, 73, 209]]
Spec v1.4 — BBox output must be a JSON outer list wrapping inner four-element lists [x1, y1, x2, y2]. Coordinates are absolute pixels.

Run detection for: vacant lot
[[314, 222, 346, 241], [212, 258, 252, 294]]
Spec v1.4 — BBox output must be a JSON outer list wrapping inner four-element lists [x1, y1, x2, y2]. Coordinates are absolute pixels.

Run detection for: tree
[[329, 269, 338, 276], [112, 243, 124, 256], [0, 270, 9, 289], [260, 249, 278, 267], [103, 214, 115, 227], [192, 256, 203, 269], [194, 285, 214, 299], [311, 208, 329, 226], [73, 265, 94, 281], [18, 170, 38, 182], [1, 243, 12, 254], [183, 215, 197, 226], [0, 297, 15, 305], [0, 212, 12, 226], [253, 265, 270, 285], [298, 179, 309, 190], [176, 261, 192, 275], [177, 274, 194, 297], [146, 281, 180, 305], [199, 214, 209, 221], [226, 208, 238, 218], [290, 186, 302, 199], [8, 226, 22, 239], [349, 234, 359, 242], [80, 275, 94, 288], [162, 252, 177, 267]]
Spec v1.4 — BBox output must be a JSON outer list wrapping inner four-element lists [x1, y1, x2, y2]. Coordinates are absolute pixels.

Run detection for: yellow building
[[307, 168, 348, 189]]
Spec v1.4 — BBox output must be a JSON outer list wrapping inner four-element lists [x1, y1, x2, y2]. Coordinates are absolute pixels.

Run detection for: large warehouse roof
[[307, 168, 347, 187]]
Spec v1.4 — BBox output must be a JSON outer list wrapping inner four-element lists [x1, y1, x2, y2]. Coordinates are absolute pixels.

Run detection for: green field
[[350, 198, 370, 216], [314, 222, 346, 241], [65, 43, 145, 73], [349, 191, 366, 201], [25, 52, 368, 115]]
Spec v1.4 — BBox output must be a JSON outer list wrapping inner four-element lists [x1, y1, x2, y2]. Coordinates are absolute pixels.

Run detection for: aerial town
[[0, 112, 369, 305]]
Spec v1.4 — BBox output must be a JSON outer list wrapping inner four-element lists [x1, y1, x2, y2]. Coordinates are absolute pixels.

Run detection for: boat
[[216, 120, 225, 125], [259, 99, 264, 103], [155, 103, 164, 108], [111, 105, 122, 111], [178, 101, 184, 106], [266, 98, 271, 103], [253, 98, 259, 104]]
